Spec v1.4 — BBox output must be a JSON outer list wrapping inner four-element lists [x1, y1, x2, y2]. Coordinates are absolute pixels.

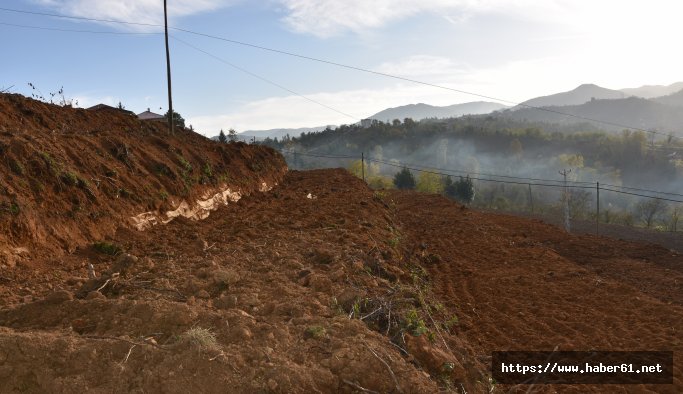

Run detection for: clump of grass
[[9, 159, 25, 175], [181, 327, 219, 351], [304, 326, 327, 340], [93, 241, 122, 256]]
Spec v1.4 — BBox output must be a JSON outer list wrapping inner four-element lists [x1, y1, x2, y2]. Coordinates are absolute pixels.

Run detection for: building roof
[[137, 108, 166, 121], [87, 103, 135, 116]]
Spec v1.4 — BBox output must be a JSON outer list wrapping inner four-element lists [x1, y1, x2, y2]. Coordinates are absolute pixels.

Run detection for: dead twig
[[121, 344, 136, 364], [83, 335, 168, 351], [363, 343, 402, 393], [96, 279, 111, 292], [209, 351, 227, 361], [360, 307, 383, 321], [342, 379, 379, 394]]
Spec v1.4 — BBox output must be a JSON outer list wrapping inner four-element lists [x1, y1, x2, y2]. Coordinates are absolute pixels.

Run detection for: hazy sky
[[2, 0, 682, 134]]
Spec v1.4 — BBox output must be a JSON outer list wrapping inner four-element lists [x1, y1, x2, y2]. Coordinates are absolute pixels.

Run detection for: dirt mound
[[0, 93, 287, 266], [0, 169, 482, 393]]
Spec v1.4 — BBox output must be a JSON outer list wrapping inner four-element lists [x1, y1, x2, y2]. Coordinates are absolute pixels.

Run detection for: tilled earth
[[0, 169, 681, 393]]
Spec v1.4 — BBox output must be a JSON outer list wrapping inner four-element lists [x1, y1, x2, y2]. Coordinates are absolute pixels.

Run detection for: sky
[[2, 0, 683, 135]]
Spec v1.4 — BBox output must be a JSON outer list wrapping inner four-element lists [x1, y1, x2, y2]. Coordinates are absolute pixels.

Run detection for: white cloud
[[31, 0, 234, 29], [277, 0, 570, 37], [375, 55, 468, 79], [279, 0, 466, 37]]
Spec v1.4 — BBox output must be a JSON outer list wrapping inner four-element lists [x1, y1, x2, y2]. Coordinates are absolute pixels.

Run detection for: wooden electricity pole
[[596, 181, 600, 236], [361, 152, 365, 182], [164, 0, 174, 133], [559, 169, 572, 232]]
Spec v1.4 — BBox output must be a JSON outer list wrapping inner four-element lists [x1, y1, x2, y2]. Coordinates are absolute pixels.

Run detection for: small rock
[[111, 253, 138, 276], [267, 379, 278, 391], [215, 294, 238, 309], [86, 291, 106, 300], [45, 290, 74, 304], [196, 289, 211, 299]]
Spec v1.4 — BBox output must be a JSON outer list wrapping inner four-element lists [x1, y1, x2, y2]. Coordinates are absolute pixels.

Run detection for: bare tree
[[635, 198, 667, 228]]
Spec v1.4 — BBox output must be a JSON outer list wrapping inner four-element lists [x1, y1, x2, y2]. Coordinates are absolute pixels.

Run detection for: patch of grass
[[60, 171, 79, 186], [443, 315, 459, 332], [1, 202, 20, 215], [404, 308, 429, 336], [154, 163, 173, 178], [177, 155, 192, 172], [159, 190, 169, 200], [181, 327, 219, 351], [304, 326, 327, 340], [93, 241, 122, 256], [202, 163, 213, 179], [9, 159, 25, 175]]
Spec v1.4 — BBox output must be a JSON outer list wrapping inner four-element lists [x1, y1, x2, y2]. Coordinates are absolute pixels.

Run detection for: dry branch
[[364, 343, 402, 394], [342, 379, 379, 394]]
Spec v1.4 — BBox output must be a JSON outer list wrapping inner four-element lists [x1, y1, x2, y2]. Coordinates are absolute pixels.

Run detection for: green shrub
[[93, 242, 122, 256]]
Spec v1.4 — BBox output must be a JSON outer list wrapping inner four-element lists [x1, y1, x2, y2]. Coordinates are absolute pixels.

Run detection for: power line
[[600, 187, 683, 204], [600, 183, 683, 198], [171, 36, 359, 122], [0, 21, 162, 34], [1, 5, 680, 140], [366, 157, 594, 185], [280, 149, 683, 201], [0, 6, 161, 28]]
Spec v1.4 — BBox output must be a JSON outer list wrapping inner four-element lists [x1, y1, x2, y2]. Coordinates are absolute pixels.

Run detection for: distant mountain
[[652, 89, 683, 107], [240, 125, 336, 140], [369, 101, 507, 122], [518, 84, 626, 108], [500, 96, 683, 135], [620, 82, 683, 99]]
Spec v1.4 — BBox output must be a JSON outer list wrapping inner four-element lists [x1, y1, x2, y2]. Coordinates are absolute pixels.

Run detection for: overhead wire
[[0, 21, 162, 34], [279, 149, 683, 200], [170, 35, 359, 122]]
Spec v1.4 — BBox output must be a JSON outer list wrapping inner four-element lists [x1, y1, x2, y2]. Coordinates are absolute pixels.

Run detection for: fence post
[[596, 181, 600, 236], [361, 152, 365, 182]]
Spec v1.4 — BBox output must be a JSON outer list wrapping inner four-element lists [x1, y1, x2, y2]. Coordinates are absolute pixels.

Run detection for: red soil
[[0, 94, 681, 393]]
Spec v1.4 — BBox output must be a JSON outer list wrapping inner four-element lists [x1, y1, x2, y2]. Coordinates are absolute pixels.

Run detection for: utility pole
[[596, 182, 600, 236], [164, 0, 174, 134], [528, 183, 533, 213], [559, 169, 572, 232], [361, 152, 365, 182]]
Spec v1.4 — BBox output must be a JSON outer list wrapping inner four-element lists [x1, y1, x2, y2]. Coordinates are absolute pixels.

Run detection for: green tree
[[164, 110, 186, 129], [416, 172, 444, 193], [393, 167, 416, 190], [444, 175, 475, 204], [228, 128, 237, 142], [218, 129, 227, 143], [348, 160, 379, 179]]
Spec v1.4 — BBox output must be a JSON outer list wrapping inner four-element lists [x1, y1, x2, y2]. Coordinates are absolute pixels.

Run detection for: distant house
[[87, 103, 135, 116], [137, 108, 166, 121], [360, 118, 374, 128]]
